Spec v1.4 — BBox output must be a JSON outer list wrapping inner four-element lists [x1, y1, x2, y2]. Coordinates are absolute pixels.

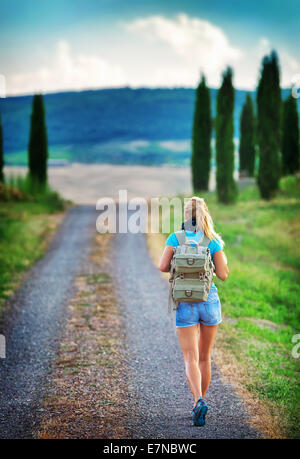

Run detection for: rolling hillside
[[0, 87, 293, 166]]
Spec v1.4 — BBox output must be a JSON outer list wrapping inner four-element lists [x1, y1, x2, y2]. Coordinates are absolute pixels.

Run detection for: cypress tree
[[216, 67, 238, 204], [281, 94, 299, 175], [256, 51, 281, 199], [28, 94, 48, 184], [0, 110, 4, 182], [239, 94, 256, 176], [191, 75, 212, 191]]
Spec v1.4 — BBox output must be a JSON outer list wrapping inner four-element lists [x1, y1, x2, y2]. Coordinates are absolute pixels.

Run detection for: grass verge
[[0, 178, 67, 316]]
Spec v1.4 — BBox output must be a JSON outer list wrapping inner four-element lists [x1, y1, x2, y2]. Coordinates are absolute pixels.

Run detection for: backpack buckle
[[187, 258, 195, 265], [185, 290, 192, 297]]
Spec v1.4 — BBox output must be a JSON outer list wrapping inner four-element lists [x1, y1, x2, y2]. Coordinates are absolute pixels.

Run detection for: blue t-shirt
[[165, 230, 223, 289]]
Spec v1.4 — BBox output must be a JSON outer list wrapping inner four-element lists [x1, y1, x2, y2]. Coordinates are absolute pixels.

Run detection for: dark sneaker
[[192, 398, 209, 426]]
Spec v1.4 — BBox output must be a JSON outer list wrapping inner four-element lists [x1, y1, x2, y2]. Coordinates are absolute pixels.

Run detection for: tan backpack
[[168, 230, 214, 312]]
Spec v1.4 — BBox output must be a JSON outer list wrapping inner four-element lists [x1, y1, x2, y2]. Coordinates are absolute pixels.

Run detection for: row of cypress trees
[[0, 94, 48, 186], [191, 50, 299, 202]]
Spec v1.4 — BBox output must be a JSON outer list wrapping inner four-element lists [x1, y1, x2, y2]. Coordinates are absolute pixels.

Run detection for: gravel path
[[0, 204, 262, 439], [111, 211, 262, 439], [0, 205, 97, 439]]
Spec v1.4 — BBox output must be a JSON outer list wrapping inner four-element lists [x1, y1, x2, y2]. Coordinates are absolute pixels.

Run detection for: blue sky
[[1, 0, 299, 95]]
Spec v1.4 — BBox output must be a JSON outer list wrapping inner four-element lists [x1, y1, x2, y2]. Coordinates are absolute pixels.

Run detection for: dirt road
[[0, 205, 261, 438]]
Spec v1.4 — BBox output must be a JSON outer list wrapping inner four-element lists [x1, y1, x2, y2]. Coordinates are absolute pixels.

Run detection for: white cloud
[[125, 14, 300, 90], [125, 13, 242, 87], [7, 40, 127, 95], [279, 52, 300, 88], [5, 14, 300, 94]]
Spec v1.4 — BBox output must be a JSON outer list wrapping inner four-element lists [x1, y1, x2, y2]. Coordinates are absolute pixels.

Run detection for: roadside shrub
[[0, 183, 26, 201], [2, 174, 65, 211], [279, 174, 300, 197]]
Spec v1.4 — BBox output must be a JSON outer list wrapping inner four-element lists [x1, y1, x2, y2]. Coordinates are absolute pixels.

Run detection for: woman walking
[[158, 196, 229, 426]]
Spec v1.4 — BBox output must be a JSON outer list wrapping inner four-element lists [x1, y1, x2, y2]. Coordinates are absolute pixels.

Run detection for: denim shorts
[[176, 287, 222, 328]]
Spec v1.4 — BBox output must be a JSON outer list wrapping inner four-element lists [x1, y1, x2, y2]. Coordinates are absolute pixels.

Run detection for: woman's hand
[[213, 251, 229, 281], [158, 245, 174, 272]]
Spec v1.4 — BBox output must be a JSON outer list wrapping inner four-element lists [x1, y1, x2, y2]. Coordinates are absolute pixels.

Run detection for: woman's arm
[[158, 245, 174, 272], [213, 251, 229, 281]]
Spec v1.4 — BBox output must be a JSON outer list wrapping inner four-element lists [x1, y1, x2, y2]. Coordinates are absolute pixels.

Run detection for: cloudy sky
[[1, 0, 299, 95]]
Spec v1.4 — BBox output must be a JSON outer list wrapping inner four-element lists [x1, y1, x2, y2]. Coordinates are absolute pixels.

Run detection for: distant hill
[[0, 87, 295, 166]]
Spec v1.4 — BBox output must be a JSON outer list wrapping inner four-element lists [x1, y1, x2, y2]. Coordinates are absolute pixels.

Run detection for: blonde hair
[[184, 196, 224, 247]]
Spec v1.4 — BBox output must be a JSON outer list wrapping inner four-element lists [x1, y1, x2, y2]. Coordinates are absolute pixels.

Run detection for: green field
[[163, 177, 300, 438], [4, 147, 72, 166]]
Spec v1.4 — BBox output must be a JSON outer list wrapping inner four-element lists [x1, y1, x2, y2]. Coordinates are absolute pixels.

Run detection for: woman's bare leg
[[177, 324, 202, 405], [198, 324, 218, 398]]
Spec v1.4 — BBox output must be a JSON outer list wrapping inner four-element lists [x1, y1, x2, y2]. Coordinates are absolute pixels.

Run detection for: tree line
[[191, 50, 299, 202], [0, 94, 48, 187]]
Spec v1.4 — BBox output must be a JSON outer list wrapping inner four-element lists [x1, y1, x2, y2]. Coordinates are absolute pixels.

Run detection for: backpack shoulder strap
[[175, 230, 186, 246], [201, 235, 211, 248]]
